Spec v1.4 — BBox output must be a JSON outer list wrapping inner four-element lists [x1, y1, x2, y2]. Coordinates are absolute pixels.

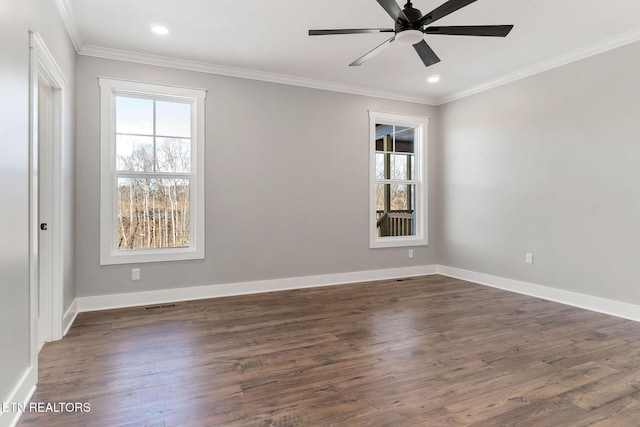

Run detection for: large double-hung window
[[99, 78, 206, 265], [369, 111, 428, 248]]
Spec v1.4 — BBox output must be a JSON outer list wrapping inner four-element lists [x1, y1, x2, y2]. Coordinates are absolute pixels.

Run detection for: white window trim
[[369, 110, 428, 249], [99, 78, 206, 265]]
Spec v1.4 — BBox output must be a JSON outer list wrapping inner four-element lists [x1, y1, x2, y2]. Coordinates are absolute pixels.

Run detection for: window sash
[[113, 175, 194, 253]]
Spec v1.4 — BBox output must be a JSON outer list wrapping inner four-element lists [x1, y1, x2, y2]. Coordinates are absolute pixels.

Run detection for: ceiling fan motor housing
[[401, 1, 423, 25], [394, 1, 424, 45]]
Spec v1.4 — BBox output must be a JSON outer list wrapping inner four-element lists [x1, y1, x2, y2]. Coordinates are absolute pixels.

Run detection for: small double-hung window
[[99, 78, 206, 265], [369, 111, 428, 248]]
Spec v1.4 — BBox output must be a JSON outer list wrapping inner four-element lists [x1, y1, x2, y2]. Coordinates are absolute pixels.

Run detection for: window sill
[[370, 236, 428, 249], [100, 247, 204, 265]]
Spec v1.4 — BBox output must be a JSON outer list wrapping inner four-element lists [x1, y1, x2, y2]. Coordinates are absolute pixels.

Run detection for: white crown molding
[[75, 265, 438, 312], [61, 1, 640, 107], [438, 265, 640, 323], [78, 27, 640, 108], [53, 0, 83, 52], [78, 45, 438, 105], [437, 27, 640, 105]]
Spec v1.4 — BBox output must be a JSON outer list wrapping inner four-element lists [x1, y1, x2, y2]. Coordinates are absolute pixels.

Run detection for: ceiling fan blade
[[419, 0, 478, 26], [425, 25, 513, 37], [309, 28, 395, 36], [349, 37, 395, 66], [413, 40, 441, 67], [376, 0, 408, 23]]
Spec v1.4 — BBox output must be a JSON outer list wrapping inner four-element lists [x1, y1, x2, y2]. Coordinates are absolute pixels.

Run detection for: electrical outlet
[[132, 268, 141, 280], [525, 253, 533, 265], [408, 249, 414, 259]]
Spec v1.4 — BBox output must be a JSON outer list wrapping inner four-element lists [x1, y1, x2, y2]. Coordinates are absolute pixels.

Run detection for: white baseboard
[[76, 265, 438, 313], [71, 263, 640, 325], [62, 299, 78, 336], [437, 265, 640, 323], [0, 366, 37, 427]]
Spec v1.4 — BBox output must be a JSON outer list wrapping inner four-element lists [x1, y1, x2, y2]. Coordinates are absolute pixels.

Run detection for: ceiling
[[60, 0, 640, 105]]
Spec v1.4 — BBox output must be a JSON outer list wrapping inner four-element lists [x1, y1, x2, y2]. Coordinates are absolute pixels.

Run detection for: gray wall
[[75, 56, 438, 297], [0, 0, 75, 411], [438, 41, 640, 304]]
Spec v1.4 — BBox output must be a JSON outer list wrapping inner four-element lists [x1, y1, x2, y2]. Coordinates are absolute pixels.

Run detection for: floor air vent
[[145, 304, 176, 310]]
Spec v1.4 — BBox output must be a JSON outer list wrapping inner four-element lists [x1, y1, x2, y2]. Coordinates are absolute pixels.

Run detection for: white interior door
[[37, 77, 54, 351], [30, 32, 66, 366]]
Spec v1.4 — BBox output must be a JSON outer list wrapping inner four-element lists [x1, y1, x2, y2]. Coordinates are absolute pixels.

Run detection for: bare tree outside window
[[115, 96, 192, 250]]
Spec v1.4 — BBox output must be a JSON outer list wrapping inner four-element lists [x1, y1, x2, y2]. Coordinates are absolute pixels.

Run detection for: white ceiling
[[61, 0, 640, 104]]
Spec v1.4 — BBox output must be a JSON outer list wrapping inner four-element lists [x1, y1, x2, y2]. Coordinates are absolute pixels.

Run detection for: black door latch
[[40, 223, 48, 231]]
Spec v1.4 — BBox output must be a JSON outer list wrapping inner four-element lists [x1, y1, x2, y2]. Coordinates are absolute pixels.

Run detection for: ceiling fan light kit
[[395, 29, 424, 45], [309, 0, 513, 67]]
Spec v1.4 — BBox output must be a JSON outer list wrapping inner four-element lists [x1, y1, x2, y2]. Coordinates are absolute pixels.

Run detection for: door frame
[[29, 32, 66, 365]]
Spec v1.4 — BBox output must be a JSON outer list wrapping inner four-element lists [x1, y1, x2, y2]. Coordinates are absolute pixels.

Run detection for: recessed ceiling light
[[427, 75, 440, 84], [151, 25, 169, 36]]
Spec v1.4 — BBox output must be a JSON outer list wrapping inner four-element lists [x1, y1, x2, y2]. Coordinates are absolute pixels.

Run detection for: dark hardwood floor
[[17, 275, 640, 426]]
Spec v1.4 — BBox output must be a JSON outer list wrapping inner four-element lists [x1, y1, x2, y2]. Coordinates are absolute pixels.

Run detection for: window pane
[[395, 128, 415, 153], [376, 126, 394, 151], [116, 96, 153, 135], [156, 138, 191, 173], [376, 183, 416, 211], [156, 101, 191, 138], [117, 177, 190, 250], [391, 183, 412, 211], [376, 183, 386, 212], [392, 154, 406, 180], [116, 135, 154, 172], [375, 124, 392, 142], [375, 183, 416, 237], [376, 124, 415, 153], [375, 153, 386, 179], [391, 154, 414, 180]]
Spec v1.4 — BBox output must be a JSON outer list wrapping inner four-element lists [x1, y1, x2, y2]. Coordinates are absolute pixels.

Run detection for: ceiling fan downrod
[[400, 1, 423, 25]]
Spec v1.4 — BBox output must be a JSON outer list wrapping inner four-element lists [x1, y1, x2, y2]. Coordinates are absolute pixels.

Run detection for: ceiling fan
[[309, 0, 513, 67]]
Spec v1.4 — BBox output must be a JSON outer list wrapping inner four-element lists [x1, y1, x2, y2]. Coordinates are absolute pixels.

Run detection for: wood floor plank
[[17, 275, 640, 426], [468, 396, 584, 427]]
